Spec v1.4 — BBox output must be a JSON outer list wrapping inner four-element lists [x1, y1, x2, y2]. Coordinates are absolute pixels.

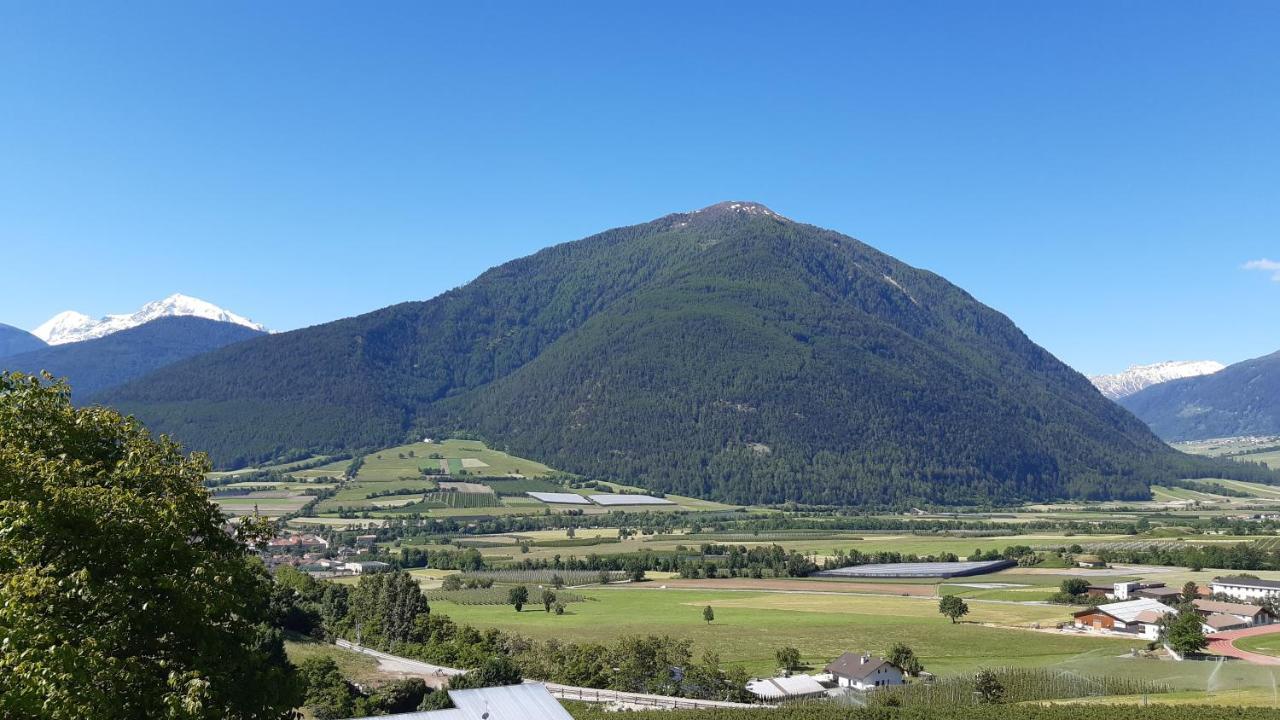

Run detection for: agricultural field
[[350, 440, 555, 481], [428, 585, 1132, 677], [212, 492, 312, 517]]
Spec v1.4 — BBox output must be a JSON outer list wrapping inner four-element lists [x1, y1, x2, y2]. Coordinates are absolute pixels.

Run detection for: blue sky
[[2, 2, 1277, 375]]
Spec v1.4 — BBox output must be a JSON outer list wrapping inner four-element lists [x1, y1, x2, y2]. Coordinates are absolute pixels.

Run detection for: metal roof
[[1079, 598, 1174, 624], [1214, 576, 1280, 591], [449, 683, 572, 720], [746, 674, 827, 699], [813, 559, 1016, 579], [346, 683, 571, 720], [587, 493, 674, 506], [526, 491, 591, 505]]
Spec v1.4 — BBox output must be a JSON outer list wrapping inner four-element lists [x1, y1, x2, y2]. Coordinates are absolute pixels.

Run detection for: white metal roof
[[746, 674, 826, 699], [1092, 598, 1174, 623], [449, 683, 572, 720], [347, 683, 571, 720], [587, 493, 674, 506], [526, 491, 591, 504]]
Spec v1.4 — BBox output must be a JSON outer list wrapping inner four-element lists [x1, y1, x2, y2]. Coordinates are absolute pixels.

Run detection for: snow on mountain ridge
[[1090, 360, 1225, 400], [32, 294, 266, 345]]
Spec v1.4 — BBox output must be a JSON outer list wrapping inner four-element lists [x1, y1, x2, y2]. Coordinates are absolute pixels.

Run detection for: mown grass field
[[1235, 634, 1280, 658], [428, 585, 1129, 676]]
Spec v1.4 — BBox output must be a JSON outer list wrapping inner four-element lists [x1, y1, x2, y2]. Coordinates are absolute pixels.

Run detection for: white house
[[824, 652, 904, 690], [1210, 577, 1280, 603]]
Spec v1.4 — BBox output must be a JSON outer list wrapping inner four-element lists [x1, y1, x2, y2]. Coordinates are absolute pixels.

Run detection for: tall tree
[[939, 595, 969, 624], [0, 372, 299, 719]]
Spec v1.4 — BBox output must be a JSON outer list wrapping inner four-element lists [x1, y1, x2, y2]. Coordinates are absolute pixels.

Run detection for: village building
[[1193, 598, 1273, 628], [344, 560, 392, 574], [745, 674, 828, 701], [348, 683, 571, 720], [823, 652, 904, 691], [267, 533, 329, 552], [1211, 576, 1280, 603], [1072, 598, 1173, 640], [355, 534, 378, 547]]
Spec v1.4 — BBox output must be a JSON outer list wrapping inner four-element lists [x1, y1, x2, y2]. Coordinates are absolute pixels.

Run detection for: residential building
[[1211, 576, 1280, 603], [1193, 599, 1273, 627], [1072, 598, 1173, 640], [824, 652, 904, 690], [355, 534, 378, 547]]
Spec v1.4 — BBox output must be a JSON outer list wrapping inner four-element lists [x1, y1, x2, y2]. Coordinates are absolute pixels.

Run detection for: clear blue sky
[[3, 2, 1277, 375]]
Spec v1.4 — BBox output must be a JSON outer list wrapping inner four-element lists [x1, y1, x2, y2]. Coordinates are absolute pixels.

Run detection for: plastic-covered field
[[813, 559, 1016, 579]]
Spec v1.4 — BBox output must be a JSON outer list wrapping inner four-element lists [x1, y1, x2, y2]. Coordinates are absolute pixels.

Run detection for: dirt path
[[1207, 625, 1280, 666]]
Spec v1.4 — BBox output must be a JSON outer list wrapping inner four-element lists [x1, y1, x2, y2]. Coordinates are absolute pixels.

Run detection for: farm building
[[1074, 554, 1106, 568], [587, 493, 674, 506], [814, 559, 1015, 579], [823, 652, 904, 690], [344, 560, 391, 574], [355, 534, 378, 547], [1211, 576, 1280, 603], [526, 491, 592, 505], [745, 674, 828, 701], [1072, 598, 1173, 640], [1193, 599, 1273, 627], [347, 683, 571, 720]]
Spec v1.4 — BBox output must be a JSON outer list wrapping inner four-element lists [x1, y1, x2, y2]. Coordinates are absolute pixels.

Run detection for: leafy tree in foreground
[[703, 605, 716, 624], [1182, 580, 1200, 603], [973, 669, 1005, 703], [1162, 605, 1208, 656], [0, 372, 299, 719], [939, 595, 969, 624], [542, 589, 557, 612]]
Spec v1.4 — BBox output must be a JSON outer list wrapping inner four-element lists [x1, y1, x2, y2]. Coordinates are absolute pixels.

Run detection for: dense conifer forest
[[97, 203, 1277, 504]]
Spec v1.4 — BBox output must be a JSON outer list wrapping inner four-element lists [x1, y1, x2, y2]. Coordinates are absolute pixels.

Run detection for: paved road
[[1206, 625, 1280, 666], [335, 641, 763, 709]]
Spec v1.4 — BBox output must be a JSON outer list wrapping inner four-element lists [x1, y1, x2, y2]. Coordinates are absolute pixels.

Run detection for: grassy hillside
[[97, 202, 1276, 504]]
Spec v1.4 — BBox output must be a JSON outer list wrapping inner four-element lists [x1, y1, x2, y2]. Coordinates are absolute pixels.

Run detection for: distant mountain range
[[0, 323, 46, 359], [1122, 350, 1280, 441], [3, 316, 265, 399], [1089, 360, 1225, 400], [96, 201, 1272, 504], [33, 293, 265, 345]]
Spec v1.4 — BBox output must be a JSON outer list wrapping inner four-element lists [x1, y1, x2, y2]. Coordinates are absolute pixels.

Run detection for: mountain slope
[[97, 202, 1272, 502], [34, 293, 265, 345], [1090, 360, 1225, 400], [6, 316, 265, 399], [0, 323, 46, 358], [1121, 351, 1280, 441]]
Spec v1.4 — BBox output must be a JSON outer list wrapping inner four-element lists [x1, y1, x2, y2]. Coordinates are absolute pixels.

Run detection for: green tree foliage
[[449, 655, 523, 690], [1162, 605, 1208, 655], [1182, 580, 1200, 603], [338, 570, 429, 646], [296, 657, 359, 720], [888, 643, 923, 677], [542, 589, 557, 612], [1059, 578, 1090, 597], [776, 646, 802, 672], [99, 208, 1277, 504], [939, 595, 970, 624], [0, 372, 299, 719], [509, 584, 529, 611], [703, 605, 715, 624], [974, 669, 1005, 704]]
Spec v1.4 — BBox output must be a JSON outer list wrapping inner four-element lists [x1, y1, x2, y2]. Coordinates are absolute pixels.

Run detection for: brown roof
[[1133, 610, 1166, 624], [825, 652, 895, 681], [1136, 586, 1184, 598], [1204, 613, 1249, 630], [1194, 599, 1268, 618]]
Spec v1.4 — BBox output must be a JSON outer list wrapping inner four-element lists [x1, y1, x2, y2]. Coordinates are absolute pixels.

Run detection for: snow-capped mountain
[[32, 294, 266, 345], [1090, 360, 1225, 400]]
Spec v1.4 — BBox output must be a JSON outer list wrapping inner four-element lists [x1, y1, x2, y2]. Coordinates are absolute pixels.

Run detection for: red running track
[[1206, 625, 1280, 666]]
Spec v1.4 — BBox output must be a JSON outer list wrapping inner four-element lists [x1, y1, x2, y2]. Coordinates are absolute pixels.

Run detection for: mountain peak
[[693, 201, 784, 219], [1089, 359, 1225, 400], [32, 295, 265, 345]]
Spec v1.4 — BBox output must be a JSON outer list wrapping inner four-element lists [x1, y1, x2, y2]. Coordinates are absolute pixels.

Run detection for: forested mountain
[[97, 202, 1274, 504], [1121, 350, 1280, 441], [5, 316, 265, 399], [0, 323, 46, 358]]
